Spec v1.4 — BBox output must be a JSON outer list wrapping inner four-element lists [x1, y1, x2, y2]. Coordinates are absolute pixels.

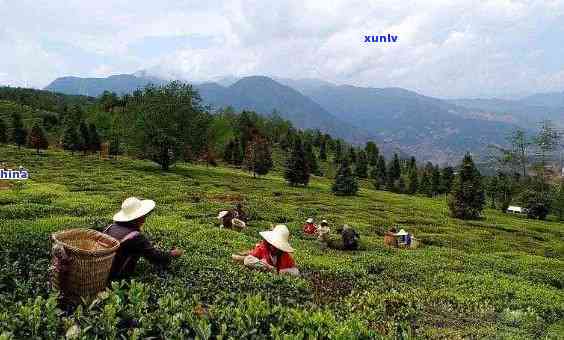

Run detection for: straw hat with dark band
[[113, 197, 155, 222], [259, 224, 294, 253]]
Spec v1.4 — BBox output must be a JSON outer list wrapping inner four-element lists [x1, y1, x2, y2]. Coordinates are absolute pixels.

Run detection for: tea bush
[[0, 145, 562, 338]]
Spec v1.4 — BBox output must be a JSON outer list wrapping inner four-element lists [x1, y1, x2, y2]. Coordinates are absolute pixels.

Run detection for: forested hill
[[300, 84, 522, 164], [45, 75, 384, 151], [45, 74, 165, 97], [42, 73, 548, 164]]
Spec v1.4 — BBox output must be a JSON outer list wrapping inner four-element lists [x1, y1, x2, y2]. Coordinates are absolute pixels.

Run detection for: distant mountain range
[[44, 73, 564, 164], [447, 97, 564, 128]]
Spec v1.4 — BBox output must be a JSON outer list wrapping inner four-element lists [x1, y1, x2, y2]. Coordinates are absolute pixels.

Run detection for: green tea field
[[1, 145, 563, 339]]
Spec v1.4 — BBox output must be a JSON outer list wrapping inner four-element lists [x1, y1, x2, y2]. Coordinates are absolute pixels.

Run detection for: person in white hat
[[236, 224, 299, 276], [303, 217, 317, 235], [104, 197, 183, 279], [316, 220, 331, 244], [394, 229, 410, 246]]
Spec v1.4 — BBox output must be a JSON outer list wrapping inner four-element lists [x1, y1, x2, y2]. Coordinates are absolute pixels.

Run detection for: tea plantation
[[0, 145, 563, 339]]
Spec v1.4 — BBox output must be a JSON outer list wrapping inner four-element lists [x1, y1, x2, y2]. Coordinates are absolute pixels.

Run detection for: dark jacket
[[342, 228, 360, 250], [221, 208, 247, 229], [104, 223, 171, 279]]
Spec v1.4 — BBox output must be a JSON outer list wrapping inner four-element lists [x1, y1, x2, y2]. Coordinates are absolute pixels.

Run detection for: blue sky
[[1, 0, 563, 98]]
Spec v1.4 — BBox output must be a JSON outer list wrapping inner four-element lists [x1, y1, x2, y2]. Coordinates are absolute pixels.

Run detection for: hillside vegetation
[[1, 145, 563, 339]]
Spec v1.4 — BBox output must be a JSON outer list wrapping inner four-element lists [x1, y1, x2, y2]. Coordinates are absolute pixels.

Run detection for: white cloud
[[0, 0, 563, 97]]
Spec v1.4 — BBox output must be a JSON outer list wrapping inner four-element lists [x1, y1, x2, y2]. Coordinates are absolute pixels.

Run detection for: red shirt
[[250, 240, 296, 272], [303, 223, 317, 235]]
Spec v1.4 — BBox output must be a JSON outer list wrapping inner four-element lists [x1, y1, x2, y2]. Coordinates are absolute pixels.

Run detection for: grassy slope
[[0, 145, 563, 338]]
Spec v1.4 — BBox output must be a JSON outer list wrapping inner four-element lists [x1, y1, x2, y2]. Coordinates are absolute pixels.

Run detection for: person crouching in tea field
[[217, 203, 247, 230], [395, 229, 412, 247], [316, 219, 331, 248], [233, 224, 299, 276], [303, 217, 317, 235], [104, 197, 183, 279], [341, 225, 360, 250], [384, 227, 398, 247]]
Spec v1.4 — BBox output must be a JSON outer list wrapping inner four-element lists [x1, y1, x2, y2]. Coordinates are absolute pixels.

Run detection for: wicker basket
[[51, 228, 120, 303], [383, 234, 397, 248]]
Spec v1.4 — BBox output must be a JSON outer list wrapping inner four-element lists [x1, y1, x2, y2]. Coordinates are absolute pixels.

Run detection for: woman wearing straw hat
[[234, 224, 299, 276], [394, 228, 411, 247], [104, 197, 183, 279]]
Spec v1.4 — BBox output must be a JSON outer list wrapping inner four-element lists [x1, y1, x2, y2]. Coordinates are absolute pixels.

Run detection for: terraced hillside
[[0, 146, 562, 338]]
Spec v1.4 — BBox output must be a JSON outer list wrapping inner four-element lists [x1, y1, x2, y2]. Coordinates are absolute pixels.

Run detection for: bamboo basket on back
[[51, 228, 120, 303]]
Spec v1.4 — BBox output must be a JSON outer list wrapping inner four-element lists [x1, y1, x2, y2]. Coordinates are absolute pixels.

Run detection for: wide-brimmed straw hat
[[218, 210, 229, 220], [394, 229, 408, 236], [306, 218, 314, 223], [113, 197, 155, 222], [259, 224, 294, 253]]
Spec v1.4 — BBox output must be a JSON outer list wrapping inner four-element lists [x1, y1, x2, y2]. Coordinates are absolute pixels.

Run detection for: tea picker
[[303, 217, 317, 235], [104, 197, 184, 279], [217, 203, 248, 230], [232, 224, 299, 276], [51, 197, 183, 303]]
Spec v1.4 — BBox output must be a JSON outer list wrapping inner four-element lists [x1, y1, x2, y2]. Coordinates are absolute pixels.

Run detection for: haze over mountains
[[45, 73, 564, 164]]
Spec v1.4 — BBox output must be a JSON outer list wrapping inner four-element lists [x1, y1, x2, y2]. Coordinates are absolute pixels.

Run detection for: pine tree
[[11, 113, 27, 148], [332, 160, 358, 196], [313, 130, 323, 147], [419, 169, 432, 197], [245, 134, 273, 177], [62, 125, 80, 155], [365, 141, 379, 166], [238, 110, 256, 152], [407, 169, 418, 194], [431, 165, 441, 196], [28, 123, 49, 154], [486, 175, 499, 208], [79, 121, 90, 154], [304, 140, 321, 176], [355, 150, 368, 178], [284, 137, 310, 186], [552, 179, 564, 221], [348, 147, 357, 163], [0, 118, 7, 144], [408, 156, 417, 171], [319, 138, 327, 161], [440, 166, 455, 194], [333, 140, 343, 163], [109, 134, 121, 158], [223, 140, 235, 163], [448, 153, 485, 219], [88, 123, 101, 153], [372, 155, 387, 190], [397, 176, 406, 193], [388, 153, 401, 182], [232, 138, 244, 165], [496, 173, 513, 213]]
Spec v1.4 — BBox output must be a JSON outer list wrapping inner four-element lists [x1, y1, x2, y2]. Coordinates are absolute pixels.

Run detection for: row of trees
[[485, 122, 563, 220], [2, 84, 561, 221], [62, 121, 101, 155], [0, 113, 48, 154], [447, 122, 563, 221]]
